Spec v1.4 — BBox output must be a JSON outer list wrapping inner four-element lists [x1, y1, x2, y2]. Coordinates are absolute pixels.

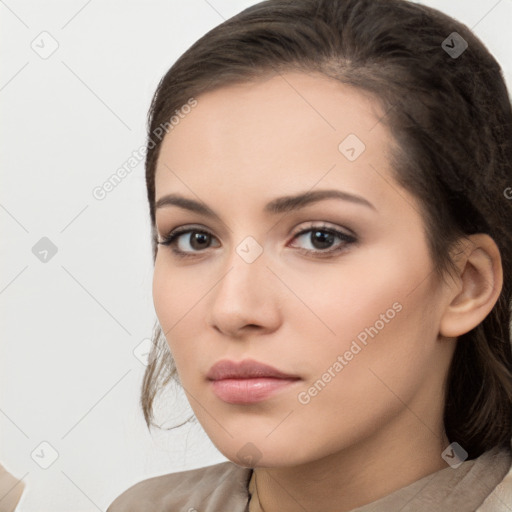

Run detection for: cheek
[[152, 259, 188, 349], [289, 295, 434, 452], [152, 255, 198, 321], [293, 249, 437, 402], [152, 258, 172, 327], [151, 258, 206, 374], [287, 262, 406, 357]]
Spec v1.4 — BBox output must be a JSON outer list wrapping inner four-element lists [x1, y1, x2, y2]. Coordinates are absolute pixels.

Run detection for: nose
[[206, 246, 282, 339]]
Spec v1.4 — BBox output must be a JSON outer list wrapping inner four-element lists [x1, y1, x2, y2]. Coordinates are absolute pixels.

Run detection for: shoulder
[[477, 445, 512, 511], [106, 460, 252, 512], [0, 463, 25, 510]]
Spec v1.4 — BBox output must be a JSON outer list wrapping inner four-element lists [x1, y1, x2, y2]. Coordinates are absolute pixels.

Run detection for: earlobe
[[439, 234, 503, 338]]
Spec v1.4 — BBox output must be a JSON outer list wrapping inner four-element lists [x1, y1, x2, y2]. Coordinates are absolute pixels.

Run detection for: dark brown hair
[[141, 0, 512, 459]]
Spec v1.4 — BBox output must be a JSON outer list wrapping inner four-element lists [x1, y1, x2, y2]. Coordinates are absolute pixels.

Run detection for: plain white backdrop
[[1, 0, 511, 510]]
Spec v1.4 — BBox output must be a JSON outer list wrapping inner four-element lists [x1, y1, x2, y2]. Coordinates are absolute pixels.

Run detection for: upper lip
[[207, 359, 300, 380]]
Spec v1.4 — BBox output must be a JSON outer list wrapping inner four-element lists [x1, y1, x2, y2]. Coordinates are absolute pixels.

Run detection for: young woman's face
[[152, 72, 455, 467]]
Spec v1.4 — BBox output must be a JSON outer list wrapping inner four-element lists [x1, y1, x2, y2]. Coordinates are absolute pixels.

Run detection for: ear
[[439, 234, 503, 338]]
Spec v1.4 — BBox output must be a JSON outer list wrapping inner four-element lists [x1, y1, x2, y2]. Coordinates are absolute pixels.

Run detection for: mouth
[[206, 358, 301, 404]]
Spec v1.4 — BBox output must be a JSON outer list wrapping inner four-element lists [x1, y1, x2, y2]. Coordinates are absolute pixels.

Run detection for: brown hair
[[140, 0, 512, 459]]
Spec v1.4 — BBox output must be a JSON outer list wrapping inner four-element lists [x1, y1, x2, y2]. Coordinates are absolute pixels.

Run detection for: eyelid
[[157, 223, 212, 243], [290, 220, 356, 238]]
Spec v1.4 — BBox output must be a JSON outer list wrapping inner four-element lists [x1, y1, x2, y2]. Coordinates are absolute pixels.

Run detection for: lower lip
[[210, 377, 300, 404]]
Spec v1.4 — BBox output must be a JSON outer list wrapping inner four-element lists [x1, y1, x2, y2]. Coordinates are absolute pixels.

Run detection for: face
[[152, 71, 454, 468]]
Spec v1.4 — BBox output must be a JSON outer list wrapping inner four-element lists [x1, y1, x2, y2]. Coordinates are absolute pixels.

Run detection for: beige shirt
[[0, 464, 25, 512], [107, 445, 512, 512]]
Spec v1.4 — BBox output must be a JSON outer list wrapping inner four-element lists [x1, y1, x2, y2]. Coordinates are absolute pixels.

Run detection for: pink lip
[[207, 358, 300, 380], [207, 359, 301, 404]]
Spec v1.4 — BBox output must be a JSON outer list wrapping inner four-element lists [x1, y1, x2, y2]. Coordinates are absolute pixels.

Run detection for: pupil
[[191, 232, 209, 249], [312, 230, 333, 249]]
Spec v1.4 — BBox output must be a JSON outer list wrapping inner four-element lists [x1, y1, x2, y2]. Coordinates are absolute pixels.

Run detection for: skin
[[152, 71, 502, 511]]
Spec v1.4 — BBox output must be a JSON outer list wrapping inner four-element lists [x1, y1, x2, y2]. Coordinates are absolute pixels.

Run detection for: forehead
[[154, 71, 395, 207]]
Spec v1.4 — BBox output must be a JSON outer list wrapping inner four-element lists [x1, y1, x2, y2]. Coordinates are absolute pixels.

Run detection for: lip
[[207, 359, 301, 404], [207, 358, 300, 380]]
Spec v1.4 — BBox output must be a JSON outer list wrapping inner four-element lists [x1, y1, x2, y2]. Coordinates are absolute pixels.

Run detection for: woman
[[107, 0, 512, 510]]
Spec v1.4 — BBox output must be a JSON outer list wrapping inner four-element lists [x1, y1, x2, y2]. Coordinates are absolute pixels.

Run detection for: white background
[[1, 1, 511, 510]]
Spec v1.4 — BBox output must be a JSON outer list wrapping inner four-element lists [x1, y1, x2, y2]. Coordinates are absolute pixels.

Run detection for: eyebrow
[[154, 189, 376, 220]]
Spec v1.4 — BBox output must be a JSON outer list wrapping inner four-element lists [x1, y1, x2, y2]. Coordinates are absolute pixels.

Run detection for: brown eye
[[186, 231, 213, 250], [158, 227, 220, 258], [290, 225, 357, 256]]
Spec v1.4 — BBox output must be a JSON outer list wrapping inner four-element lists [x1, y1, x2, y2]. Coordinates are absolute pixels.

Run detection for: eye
[[157, 222, 357, 259], [158, 226, 219, 258], [289, 223, 357, 257]]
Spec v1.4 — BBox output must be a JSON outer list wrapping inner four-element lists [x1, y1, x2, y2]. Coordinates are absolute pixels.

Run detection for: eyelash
[[157, 223, 357, 259]]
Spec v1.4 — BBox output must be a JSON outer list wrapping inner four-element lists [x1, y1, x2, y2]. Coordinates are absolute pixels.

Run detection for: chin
[[212, 435, 312, 469]]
